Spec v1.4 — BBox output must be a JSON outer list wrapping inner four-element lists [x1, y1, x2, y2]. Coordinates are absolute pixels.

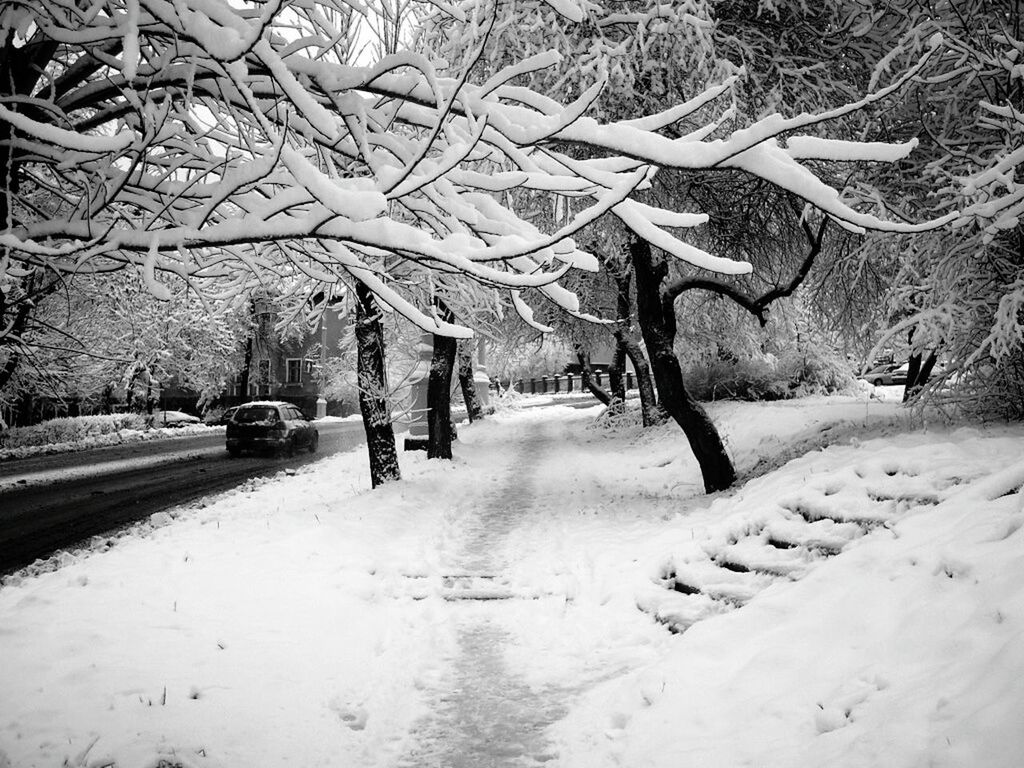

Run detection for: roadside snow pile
[[555, 426, 1024, 768], [0, 414, 218, 461]]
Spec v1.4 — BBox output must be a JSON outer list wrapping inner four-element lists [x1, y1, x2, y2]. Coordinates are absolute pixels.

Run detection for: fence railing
[[498, 371, 637, 396]]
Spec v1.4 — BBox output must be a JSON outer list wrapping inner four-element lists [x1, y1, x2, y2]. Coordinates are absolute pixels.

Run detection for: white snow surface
[[1, 396, 1022, 768]]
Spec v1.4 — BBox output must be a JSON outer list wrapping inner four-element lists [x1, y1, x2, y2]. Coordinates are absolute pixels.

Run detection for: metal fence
[[500, 371, 636, 395]]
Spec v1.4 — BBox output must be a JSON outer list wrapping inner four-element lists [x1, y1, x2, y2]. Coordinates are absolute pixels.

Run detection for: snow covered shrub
[[928, 351, 1024, 421], [0, 414, 148, 450], [684, 357, 790, 402], [492, 386, 527, 412], [778, 348, 857, 397], [588, 402, 647, 434], [684, 348, 855, 402]]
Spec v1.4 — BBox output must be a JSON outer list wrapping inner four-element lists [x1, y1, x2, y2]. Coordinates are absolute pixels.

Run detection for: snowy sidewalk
[[398, 421, 568, 767]]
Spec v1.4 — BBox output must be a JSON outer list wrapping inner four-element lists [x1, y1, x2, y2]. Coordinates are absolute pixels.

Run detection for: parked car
[[860, 362, 909, 386], [149, 410, 201, 428], [205, 405, 240, 426], [225, 401, 319, 457]]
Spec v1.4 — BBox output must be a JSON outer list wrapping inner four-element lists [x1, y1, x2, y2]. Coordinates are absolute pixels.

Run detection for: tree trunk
[[903, 350, 938, 402], [238, 335, 253, 403], [608, 268, 630, 408], [355, 281, 401, 488], [457, 340, 484, 422], [576, 347, 612, 405], [618, 331, 662, 426], [427, 300, 458, 460], [631, 238, 736, 493], [608, 338, 627, 405]]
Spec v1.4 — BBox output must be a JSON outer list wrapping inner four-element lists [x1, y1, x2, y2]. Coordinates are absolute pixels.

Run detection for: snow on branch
[[0, 105, 134, 154], [1, 0, 962, 333]]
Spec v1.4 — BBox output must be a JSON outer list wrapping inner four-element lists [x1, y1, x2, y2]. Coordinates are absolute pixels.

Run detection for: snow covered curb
[[0, 423, 223, 462]]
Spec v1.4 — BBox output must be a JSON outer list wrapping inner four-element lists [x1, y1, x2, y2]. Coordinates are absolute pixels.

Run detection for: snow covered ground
[[0, 394, 1021, 768]]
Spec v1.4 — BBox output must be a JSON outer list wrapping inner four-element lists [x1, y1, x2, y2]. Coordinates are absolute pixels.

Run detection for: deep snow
[[0, 394, 1021, 768]]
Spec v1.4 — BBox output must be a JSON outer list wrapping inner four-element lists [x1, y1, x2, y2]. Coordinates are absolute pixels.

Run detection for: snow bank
[[0, 414, 218, 461], [553, 426, 1024, 768]]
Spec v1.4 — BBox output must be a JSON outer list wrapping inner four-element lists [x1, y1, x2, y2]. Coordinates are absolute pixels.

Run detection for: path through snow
[[399, 416, 682, 766], [399, 421, 606, 766]]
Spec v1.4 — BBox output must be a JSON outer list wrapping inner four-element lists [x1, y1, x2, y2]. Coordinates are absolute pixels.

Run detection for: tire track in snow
[[399, 421, 566, 767]]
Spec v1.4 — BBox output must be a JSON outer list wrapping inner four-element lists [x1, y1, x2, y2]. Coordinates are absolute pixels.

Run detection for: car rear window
[[233, 406, 279, 423]]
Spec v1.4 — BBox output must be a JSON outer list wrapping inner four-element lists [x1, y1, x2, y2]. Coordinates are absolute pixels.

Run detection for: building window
[[286, 358, 302, 384]]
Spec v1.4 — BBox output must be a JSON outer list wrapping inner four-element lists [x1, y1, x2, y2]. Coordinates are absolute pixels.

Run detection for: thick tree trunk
[[903, 350, 938, 403], [355, 281, 401, 488], [457, 340, 484, 422], [427, 300, 458, 460], [631, 238, 736, 493], [576, 348, 612, 405]]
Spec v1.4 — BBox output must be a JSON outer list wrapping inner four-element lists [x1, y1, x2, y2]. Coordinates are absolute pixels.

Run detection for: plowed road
[[0, 421, 365, 575]]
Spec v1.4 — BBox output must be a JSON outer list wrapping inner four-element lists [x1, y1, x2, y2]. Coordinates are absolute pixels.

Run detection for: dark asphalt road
[[0, 420, 367, 575]]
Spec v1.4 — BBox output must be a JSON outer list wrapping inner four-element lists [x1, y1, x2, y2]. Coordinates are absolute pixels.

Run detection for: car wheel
[[282, 437, 296, 458], [870, 378, 882, 386], [308, 432, 319, 454]]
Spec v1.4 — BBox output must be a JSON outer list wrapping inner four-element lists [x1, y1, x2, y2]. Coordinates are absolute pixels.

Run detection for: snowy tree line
[[0, 0, 1020, 489]]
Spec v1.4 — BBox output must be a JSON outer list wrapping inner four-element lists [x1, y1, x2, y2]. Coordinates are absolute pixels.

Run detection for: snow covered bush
[[684, 348, 855, 402], [684, 358, 791, 402], [0, 414, 147, 450]]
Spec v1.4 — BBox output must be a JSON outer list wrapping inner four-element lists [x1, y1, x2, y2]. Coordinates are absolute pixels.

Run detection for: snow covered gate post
[[404, 333, 433, 451], [474, 341, 491, 412]]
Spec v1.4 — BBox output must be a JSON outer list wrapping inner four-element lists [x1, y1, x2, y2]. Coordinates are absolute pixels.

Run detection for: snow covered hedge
[[0, 414, 148, 450], [684, 349, 856, 402]]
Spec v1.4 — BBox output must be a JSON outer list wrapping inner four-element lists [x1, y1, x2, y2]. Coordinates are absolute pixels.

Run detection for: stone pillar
[[404, 332, 433, 451], [473, 339, 490, 410]]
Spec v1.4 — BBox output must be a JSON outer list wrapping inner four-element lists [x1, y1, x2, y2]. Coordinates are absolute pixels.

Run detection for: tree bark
[[631, 238, 736, 493], [457, 339, 484, 422], [608, 339, 627, 405], [618, 330, 662, 426], [903, 350, 938, 402], [238, 335, 253, 403], [427, 300, 458, 460], [355, 281, 401, 488], [576, 347, 612, 405], [609, 268, 630, 407]]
